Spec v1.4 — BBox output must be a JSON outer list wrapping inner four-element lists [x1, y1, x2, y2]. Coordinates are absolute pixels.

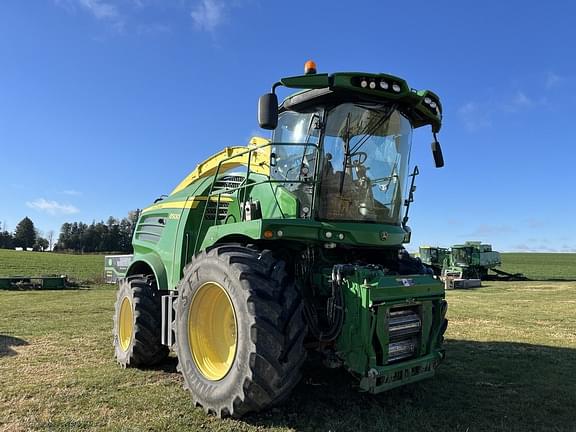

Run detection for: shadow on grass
[[151, 355, 179, 373], [241, 340, 576, 432], [0, 334, 29, 357]]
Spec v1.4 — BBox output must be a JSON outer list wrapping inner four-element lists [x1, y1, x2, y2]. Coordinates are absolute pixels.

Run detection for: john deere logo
[[380, 232, 389, 241]]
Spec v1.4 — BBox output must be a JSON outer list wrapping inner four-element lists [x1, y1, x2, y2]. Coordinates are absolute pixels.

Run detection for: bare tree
[[47, 230, 55, 251]]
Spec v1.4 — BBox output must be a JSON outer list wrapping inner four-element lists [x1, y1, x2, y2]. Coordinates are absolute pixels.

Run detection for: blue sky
[[0, 0, 574, 252]]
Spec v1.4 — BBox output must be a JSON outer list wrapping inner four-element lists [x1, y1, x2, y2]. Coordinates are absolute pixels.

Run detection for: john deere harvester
[[113, 62, 449, 417], [442, 241, 526, 281], [443, 241, 501, 279], [419, 246, 450, 276]]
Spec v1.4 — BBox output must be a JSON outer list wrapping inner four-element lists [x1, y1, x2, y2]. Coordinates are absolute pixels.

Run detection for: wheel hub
[[188, 282, 237, 381], [118, 297, 133, 351]]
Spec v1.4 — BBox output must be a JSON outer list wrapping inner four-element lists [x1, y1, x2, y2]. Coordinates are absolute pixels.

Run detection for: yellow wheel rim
[[119, 297, 133, 351], [188, 282, 237, 381]]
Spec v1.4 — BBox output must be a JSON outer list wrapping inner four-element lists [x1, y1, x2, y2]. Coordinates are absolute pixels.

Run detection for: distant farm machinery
[[419, 241, 527, 289], [0, 275, 68, 290]]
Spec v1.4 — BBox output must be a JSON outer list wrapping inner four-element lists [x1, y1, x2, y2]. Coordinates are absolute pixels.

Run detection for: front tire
[[175, 245, 307, 417], [113, 275, 169, 367]]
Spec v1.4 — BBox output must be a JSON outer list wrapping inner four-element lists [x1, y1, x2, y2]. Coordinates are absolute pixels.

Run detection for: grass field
[[0, 250, 104, 283], [1, 250, 575, 431], [501, 253, 576, 280]]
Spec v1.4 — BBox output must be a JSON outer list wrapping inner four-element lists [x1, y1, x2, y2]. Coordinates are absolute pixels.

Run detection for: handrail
[[192, 142, 320, 253]]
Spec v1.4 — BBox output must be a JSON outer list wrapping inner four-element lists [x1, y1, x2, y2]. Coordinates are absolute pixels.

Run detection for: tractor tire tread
[[113, 276, 169, 367], [175, 244, 307, 417]]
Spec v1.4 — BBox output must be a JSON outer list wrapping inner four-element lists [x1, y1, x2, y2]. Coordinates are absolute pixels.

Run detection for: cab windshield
[[270, 110, 321, 183], [270, 103, 413, 224], [452, 248, 471, 266], [319, 103, 413, 224]]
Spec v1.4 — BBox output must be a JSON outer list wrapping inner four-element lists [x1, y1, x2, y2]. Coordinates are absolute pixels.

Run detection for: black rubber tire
[[174, 244, 307, 418], [113, 275, 169, 367]]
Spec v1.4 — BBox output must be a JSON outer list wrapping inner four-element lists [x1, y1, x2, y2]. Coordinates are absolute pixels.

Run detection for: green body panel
[[334, 267, 446, 391], [358, 352, 443, 393], [198, 219, 407, 254], [280, 72, 442, 132], [332, 73, 410, 98], [199, 219, 263, 251], [127, 251, 168, 288], [244, 175, 300, 219], [130, 177, 215, 289], [281, 73, 330, 89]]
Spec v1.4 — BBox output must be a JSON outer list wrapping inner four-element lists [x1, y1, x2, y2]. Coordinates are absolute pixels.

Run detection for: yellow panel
[[141, 196, 234, 214], [170, 137, 271, 196]]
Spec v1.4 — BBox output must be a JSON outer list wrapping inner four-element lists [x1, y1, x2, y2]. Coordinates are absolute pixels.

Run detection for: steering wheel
[[372, 175, 397, 192], [350, 151, 368, 166]]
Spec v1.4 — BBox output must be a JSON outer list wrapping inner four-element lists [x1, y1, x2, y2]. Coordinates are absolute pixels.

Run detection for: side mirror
[[432, 141, 444, 168], [258, 93, 278, 130]]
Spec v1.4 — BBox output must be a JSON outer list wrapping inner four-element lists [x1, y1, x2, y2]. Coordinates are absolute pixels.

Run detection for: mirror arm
[[402, 165, 419, 228]]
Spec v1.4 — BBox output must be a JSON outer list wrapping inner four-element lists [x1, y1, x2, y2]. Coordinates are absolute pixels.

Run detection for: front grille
[[387, 307, 421, 363], [135, 215, 166, 244]]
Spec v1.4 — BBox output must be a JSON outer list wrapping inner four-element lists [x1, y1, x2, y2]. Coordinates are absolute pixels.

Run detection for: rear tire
[[113, 275, 169, 367], [174, 244, 307, 417]]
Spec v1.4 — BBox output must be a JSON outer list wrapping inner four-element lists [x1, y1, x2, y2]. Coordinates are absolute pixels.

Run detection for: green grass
[[1, 250, 575, 431], [0, 249, 104, 283], [501, 253, 576, 280]]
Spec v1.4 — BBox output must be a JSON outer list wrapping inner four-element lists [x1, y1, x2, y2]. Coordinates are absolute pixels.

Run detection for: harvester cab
[[446, 241, 502, 279], [419, 246, 450, 276], [113, 61, 449, 418]]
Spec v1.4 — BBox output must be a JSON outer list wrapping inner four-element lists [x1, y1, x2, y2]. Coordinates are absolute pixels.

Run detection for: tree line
[[0, 217, 50, 250], [0, 211, 138, 253]]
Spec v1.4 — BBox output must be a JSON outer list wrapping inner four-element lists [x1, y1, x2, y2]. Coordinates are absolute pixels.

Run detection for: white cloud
[[191, 0, 225, 32], [513, 91, 532, 107], [503, 91, 534, 112], [62, 189, 82, 196], [459, 89, 538, 131], [545, 71, 562, 89], [78, 0, 119, 20], [26, 198, 80, 216], [54, 0, 125, 31], [55, 0, 119, 20], [458, 101, 492, 132]]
